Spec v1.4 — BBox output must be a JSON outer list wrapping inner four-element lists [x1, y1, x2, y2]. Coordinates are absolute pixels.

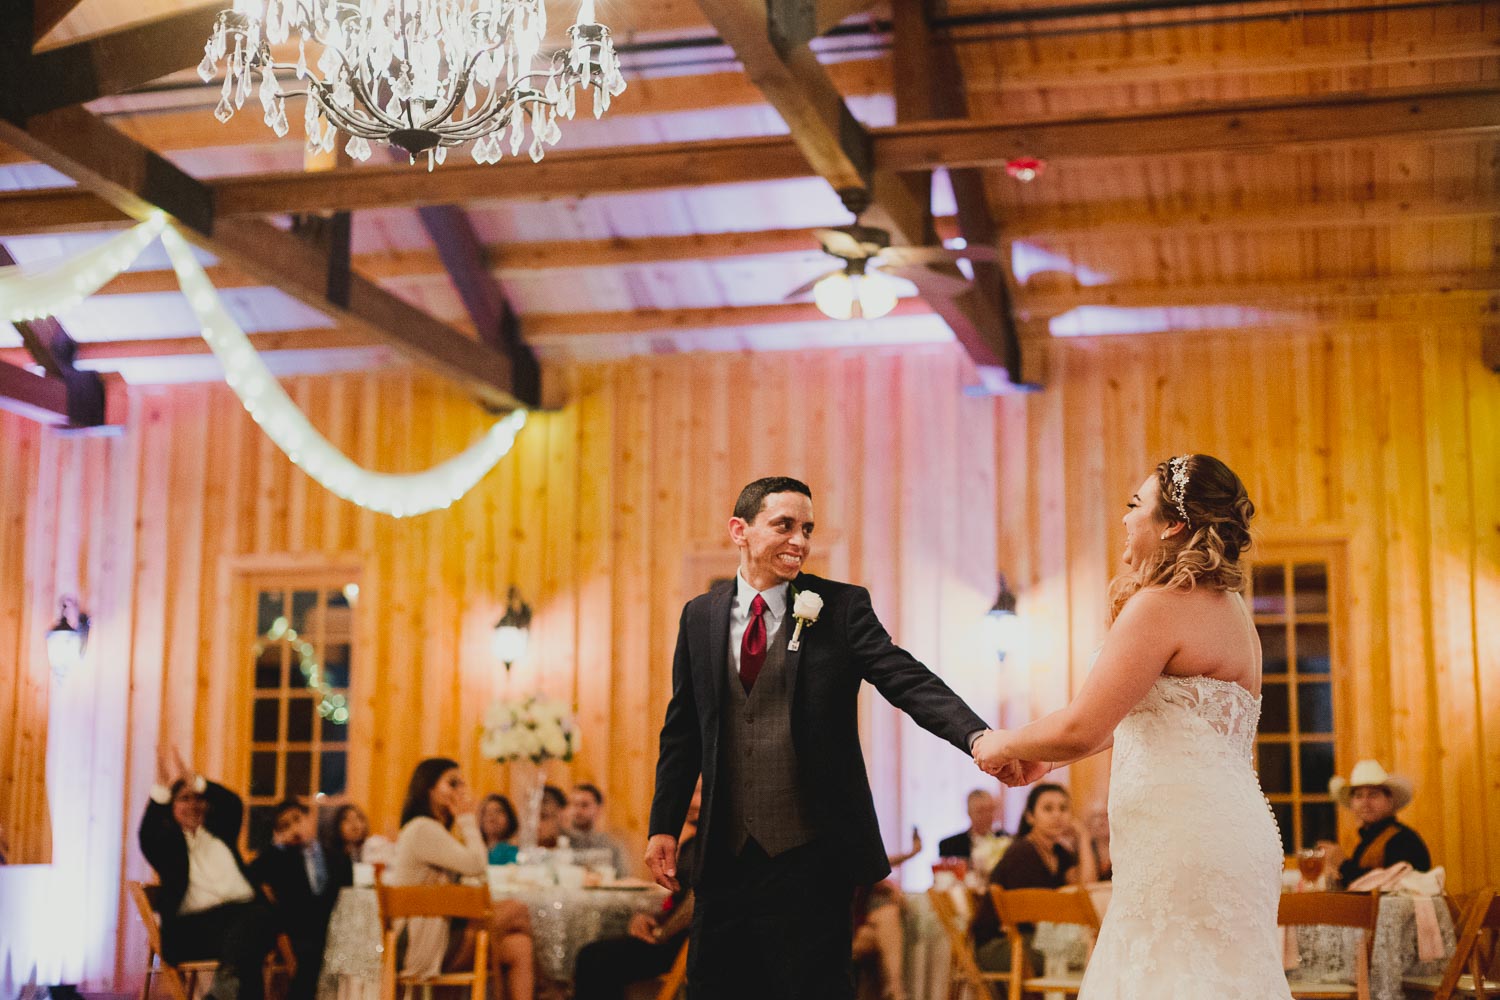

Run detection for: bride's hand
[[971, 730, 1011, 776]]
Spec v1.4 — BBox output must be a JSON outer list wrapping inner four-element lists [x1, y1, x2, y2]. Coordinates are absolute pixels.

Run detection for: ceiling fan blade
[[784, 270, 836, 300], [814, 227, 876, 259], [879, 264, 973, 298], [880, 243, 999, 266]]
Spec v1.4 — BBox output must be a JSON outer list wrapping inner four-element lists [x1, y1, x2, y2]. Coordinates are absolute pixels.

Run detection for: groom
[[645, 477, 994, 999]]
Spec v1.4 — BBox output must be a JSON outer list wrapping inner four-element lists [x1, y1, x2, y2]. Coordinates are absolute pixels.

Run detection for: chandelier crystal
[[201, 0, 626, 169]]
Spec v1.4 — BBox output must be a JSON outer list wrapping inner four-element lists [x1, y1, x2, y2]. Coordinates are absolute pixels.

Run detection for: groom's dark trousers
[[648, 573, 989, 1000]]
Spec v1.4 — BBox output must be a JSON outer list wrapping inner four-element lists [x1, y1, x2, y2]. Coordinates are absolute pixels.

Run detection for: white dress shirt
[[729, 571, 789, 675]]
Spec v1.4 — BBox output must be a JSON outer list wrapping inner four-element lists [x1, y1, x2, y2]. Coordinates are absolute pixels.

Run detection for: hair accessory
[[1168, 455, 1192, 524]]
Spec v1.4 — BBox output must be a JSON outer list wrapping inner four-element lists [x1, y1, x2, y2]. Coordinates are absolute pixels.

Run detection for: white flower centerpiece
[[481, 694, 579, 851]]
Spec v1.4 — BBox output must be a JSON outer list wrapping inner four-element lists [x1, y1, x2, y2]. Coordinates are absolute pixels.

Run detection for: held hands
[[972, 730, 1052, 787], [644, 833, 680, 893]]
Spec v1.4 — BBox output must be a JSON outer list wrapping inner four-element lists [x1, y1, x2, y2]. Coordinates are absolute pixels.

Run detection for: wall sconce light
[[491, 587, 532, 672], [46, 595, 90, 678], [985, 575, 1021, 663]]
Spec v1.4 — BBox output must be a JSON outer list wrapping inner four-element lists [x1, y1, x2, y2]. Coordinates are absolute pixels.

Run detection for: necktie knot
[[750, 594, 767, 618]]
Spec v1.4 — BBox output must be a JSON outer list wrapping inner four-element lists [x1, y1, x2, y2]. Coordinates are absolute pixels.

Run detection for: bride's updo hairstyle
[[1107, 453, 1255, 624]]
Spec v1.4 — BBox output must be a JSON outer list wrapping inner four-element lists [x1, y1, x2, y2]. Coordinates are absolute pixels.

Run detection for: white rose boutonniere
[[788, 589, 822, 651]]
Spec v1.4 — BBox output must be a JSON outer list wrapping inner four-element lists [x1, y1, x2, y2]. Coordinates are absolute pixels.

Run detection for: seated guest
[[137, 744, 277, 1000], [937, 789, 1000, 862], [970, 783, 1097, 973], [537, 785, 567, 849], [572, 783, 701, 1000], [565, 783, 631, 875], [250, 800, 338, 1000], [317, 802, 368, 890], [1322, 759, 1431, 885], [852, 828, 924, 1000], [480, 794, 520, 865], [388, 758, 534, 1000]]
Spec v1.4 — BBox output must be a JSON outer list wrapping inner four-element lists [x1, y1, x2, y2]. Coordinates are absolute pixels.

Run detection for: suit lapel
[[706, 580, 734, 708]]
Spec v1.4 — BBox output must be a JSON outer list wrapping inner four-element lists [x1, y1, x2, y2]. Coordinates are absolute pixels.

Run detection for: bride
[[973, 454, 1292, 999]]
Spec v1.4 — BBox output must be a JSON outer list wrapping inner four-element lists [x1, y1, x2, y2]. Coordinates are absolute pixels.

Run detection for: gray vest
[[717, 612, 816, 857]]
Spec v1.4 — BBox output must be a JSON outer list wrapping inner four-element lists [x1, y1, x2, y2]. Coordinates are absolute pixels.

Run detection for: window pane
[[1292, 563, 1329, 614], [255, 643, 282, 689], [257, 591, 285, 636], [323, 643, 351, 689], [252, 698, 280, 743], [1298, 682, 1334, 734], [287, 698, 314, 742], [1301, 802, 1337, 849], [291, 590, 319, 635], [1273, 803, 1294, 855], [1300, 741, 1335, 796], [321, 708, 348, 742], [1295, 624, 1331, 675], [1260, 626, 1288, 675], [286, 751, 312, 796], [1258, 742, 1292, 794], [250, 751, 278, 797], [1252, 564, 1286, 615], [1261, 682, 1290, 733], [319, 751, 347, 795]]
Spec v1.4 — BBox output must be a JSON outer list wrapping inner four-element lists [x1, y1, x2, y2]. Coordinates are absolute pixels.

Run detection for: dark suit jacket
[[937, 830, 973, 860], [137, 779, 257, 931], [648, 573, 989, 887], [249, 842, 340, 936]]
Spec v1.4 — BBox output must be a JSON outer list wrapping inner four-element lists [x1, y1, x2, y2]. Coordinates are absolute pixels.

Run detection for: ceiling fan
[[787, 218, 998, 320]]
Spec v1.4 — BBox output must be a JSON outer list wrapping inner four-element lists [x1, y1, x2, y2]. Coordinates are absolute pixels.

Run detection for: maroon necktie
[[739, 594, 768, 692]]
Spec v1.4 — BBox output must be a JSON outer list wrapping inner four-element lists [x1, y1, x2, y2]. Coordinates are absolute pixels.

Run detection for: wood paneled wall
[[0, 326, 1495, 991]]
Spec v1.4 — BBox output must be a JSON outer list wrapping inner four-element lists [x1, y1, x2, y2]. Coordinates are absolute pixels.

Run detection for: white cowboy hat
[[1329, 759, 1414, 811]]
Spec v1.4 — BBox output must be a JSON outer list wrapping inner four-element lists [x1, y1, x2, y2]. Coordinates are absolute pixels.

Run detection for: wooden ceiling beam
[[1019, 270, 1500, 317], [0, 105, 529, 410], [185, 86, 1500, 216], [31, 0, 87, 45], [3, 2, 224, 118], [0, 359, 70, 425], [876, 85, 1500, 170]]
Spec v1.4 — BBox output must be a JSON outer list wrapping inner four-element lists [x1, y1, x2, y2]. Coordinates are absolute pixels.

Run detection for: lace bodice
[[1112, 674, 1261, 775]]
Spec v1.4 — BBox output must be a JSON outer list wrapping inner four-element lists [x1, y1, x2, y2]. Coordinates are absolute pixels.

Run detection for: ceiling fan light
[[813, 272, 856, 320], [854, 272, 899, 320]]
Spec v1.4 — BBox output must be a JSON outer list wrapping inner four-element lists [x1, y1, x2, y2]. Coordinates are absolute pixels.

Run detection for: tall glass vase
[[513, 758, 546, 854]]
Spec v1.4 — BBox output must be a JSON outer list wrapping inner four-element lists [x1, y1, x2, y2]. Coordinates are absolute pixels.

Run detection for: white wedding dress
[[1079, 672, 1293, 999]]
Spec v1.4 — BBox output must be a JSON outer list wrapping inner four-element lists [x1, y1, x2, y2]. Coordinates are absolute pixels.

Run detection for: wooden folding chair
[[654, 940, 689, 1000], [1404, 888, 1500, 1000], [927, 887, 1009, 1000], [989, 887, 1100, 1000], [376, 884, 491, 1000], [1277, 891, 1380, 1000], [128, 881, 294, 1000]]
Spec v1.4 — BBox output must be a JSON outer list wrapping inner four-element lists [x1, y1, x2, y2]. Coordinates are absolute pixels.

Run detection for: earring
[[1160, 532, 1169, 540]]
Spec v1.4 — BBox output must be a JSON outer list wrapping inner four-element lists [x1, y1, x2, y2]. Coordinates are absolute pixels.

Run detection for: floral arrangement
[[970, 833, 1013, 878], [481, 694, 579, 764]]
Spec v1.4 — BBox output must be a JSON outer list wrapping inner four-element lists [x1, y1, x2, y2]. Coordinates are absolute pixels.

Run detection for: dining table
[[318, 879, 669, 998]]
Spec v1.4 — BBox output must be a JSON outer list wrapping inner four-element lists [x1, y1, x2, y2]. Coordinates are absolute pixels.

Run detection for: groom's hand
[[971, 729, 1010, 776], [645, 834, 680, 892]]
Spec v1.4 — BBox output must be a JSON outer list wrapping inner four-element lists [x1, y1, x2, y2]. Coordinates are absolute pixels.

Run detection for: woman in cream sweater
[[387, 757, 534, 1000]]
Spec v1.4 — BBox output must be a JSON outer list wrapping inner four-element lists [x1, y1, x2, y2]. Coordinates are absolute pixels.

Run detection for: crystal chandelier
[[200, 0, 625, 170]]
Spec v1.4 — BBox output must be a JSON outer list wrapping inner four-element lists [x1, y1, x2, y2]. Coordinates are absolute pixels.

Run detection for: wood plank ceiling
[[0, 0, 1496, 399]]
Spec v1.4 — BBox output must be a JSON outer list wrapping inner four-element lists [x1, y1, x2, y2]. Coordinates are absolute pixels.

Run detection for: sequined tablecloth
[[319, 883, 669, 992], [1289, 894, 1455, 1000]]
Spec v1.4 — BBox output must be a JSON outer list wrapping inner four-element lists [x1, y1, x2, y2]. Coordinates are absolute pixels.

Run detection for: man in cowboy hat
[[1320, 759, 1432, 885]]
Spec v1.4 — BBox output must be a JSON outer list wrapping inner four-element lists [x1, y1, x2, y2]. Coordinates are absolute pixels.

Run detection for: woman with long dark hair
[[974, 455, 1291, 999], [477, 793, 519, 864], [317, 802, 369, 890], [969, 783, 1096, 970], [387, 757, 534, 1000]]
